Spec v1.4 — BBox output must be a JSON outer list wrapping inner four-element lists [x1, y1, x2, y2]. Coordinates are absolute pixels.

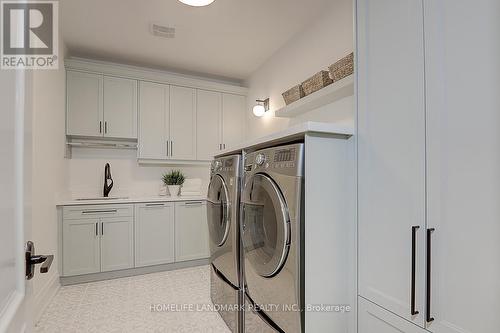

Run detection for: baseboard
[[32, 271, 60, 322], [60, 258, 209, 286]]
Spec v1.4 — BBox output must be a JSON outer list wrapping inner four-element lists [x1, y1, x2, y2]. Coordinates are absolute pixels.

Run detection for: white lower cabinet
[[358, 297, 427, 333], [62, 205, 134, 276], [62, 218, 100, 276], [174, 201, 209, 261], [62, 201, 208, 277], [134, 202, 175, 267], [100, 217, 134, 272]]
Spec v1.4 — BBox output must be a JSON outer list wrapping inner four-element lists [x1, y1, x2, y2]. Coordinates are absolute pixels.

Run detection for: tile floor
[[35, 265, 231, 333]]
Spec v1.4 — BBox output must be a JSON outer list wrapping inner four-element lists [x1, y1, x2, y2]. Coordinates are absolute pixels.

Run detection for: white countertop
[[57, 195, 207, 206], [214, 121, 354, 157]]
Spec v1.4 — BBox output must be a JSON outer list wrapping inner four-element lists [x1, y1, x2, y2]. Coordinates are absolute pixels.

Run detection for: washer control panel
[[246, 145, 300, 171]]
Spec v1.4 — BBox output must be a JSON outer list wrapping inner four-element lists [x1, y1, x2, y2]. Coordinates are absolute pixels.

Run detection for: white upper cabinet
[[169, 86, 196, 160], [66, 71, 138, 139], [66, 71, 103, 137], [103, 76, 138, 139], [196, 90, 222, 160], [423, 1, 500, 332], [138, 81, 169, 159], [357, 0, 426, 326], [222, 93, 245, 149]]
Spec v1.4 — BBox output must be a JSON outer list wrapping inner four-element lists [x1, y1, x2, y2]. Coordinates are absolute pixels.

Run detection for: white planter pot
[[167, 185, 181, 197]]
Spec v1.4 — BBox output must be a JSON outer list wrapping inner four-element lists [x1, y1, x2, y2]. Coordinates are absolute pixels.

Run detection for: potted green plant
[[162, 170, 185, 197]]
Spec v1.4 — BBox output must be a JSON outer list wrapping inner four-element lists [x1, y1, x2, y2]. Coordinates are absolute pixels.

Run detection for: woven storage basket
[[329, 52, 354, 82], [301, 70, 333, 96], [282, 84, 305, 105]]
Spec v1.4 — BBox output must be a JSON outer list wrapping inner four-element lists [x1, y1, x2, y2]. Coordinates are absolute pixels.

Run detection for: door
[[357, 0, 426, 325], [66, 70, 103, 137], [169, 85, 196, 160], [0, 70, 33, 332], [424, 1, 500, 332], [138, 81, 169, 159], [197, 89, 222, 160], [175, 201, 209, 261], [62, 219, 100, 276], [207, 174, 231, 248], [134, 203, 175, 267], [241, 174, 290, 278], [103, 76, 138, 139], [100, 217, 134, 272], [222, 93, 245, 149], [358, 297, 427, 333]]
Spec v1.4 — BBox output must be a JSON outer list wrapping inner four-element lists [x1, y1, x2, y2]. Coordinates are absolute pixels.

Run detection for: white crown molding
[[64, 57, 248, 95]]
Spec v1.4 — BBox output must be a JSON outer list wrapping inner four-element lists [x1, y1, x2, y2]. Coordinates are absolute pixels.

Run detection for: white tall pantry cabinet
[[356, 1, 500, 332]]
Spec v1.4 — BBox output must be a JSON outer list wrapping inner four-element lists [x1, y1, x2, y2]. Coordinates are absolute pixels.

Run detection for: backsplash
[[67, 147, 210, 199]]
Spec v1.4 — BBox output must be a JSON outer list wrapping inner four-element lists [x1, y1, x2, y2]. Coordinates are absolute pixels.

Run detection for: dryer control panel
[[244, 143, 304, 177]]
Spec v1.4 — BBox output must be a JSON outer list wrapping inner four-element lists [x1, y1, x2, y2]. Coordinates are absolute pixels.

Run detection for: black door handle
[[426, 228, 435, 323], [411, 226, 420, 315], [25, 241, 54, 280]]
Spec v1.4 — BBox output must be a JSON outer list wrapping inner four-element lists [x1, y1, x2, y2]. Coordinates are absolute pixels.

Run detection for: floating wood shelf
[[274, 76, 354, 118]]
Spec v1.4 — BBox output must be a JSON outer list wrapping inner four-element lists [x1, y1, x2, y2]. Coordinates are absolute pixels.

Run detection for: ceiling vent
[[150, 23, 176, 39]]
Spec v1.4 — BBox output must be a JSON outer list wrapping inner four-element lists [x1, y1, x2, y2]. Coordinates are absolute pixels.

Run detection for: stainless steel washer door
[[207, 174, 231, 247], [241, 173, 290, 278]]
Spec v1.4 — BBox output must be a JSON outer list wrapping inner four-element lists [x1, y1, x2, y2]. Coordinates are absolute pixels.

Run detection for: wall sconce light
[[253, 98, 270, 117]]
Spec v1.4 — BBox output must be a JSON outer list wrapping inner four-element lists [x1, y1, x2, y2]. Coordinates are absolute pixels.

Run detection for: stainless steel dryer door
[[241, 173, 290, 278], [207, 174, 231, 247]]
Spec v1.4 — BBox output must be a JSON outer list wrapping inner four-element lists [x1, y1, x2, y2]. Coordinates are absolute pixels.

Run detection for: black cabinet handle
[[426, 228, 435, 323], [104, 121, 108, 134], [99, 121, 102, 133], [411, 226, 420, 315], [101, 223, 104, 236], [95, 222, 98, 236]]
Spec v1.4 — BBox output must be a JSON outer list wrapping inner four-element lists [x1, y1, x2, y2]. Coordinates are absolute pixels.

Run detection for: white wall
[[244, 0, 354, 139], [31, 46, 68, 318], [67, 149, 210, 198]]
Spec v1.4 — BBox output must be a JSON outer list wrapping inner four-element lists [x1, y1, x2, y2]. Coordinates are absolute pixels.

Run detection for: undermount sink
[[75, 196, 129, 201]]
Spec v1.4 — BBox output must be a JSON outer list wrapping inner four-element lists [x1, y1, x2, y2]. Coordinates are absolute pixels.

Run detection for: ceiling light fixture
[[178, 0, 215, 7], [253, 98, 269, 117]]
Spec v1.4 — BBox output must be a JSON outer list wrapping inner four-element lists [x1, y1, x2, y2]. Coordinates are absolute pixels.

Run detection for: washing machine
[[207, 154, 243, 332], [241, 143, 304, 333]]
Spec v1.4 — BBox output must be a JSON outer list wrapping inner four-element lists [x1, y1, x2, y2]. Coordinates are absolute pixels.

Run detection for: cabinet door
[[100, 217, 134, 272], [138, 81, 169, 159], [135, 203, 175, 267], [175, 201, 209, 262], [357, 0, 426, 325], [66, 71, 103, 137], [103, 76, 138, 139], [196, 89, 222, 160], [358, 297, 427, 333], [169, 86, 196, 160], [62, 218, 100, 276], [222, 93, 245, 149], [424, 1, 500, 332]]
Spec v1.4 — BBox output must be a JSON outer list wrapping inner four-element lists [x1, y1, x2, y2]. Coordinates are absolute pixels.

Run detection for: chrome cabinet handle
[[170, 141, 173, 156], [184, 201, 203, 206], [99, 121, 102, 134], [104, 121, 108, 134], [166, 140, 169, 157], [95, 222, 98, 236], [82, 209, 117, 214], [145, 203, 165, 207], [101, 223, 104, 236], [411, 226, 420, 316]]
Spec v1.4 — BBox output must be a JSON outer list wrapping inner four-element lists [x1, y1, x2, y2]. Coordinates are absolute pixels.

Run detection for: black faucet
[[103, 163, 114, 197]]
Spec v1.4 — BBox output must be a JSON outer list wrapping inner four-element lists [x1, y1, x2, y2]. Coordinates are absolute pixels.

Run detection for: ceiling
[[61, 0, 331, 82]]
